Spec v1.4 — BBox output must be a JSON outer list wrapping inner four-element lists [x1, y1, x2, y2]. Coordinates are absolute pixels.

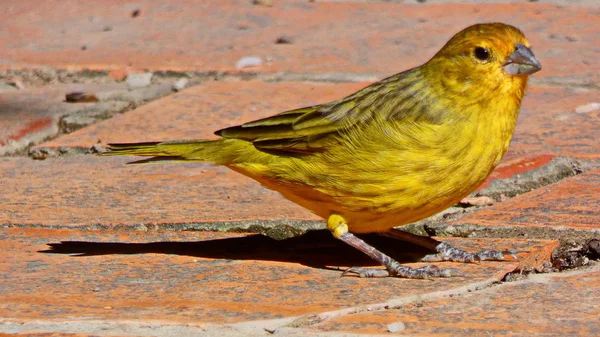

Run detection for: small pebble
[[65, 92, 100, 103], [89, 143, 107, 154], [275, 35, 293, 44], [172, 77, 189, 92], [575, 102, 600, 114], [8, 80, 25, 90], [459, 196, 495, 207], [585, 239, 600, 259], [131, 9, 141, 17], [236, 56, 262, 69], [387, 321, 406, 333]]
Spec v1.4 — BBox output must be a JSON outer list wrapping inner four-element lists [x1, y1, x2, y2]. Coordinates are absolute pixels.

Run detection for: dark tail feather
[[97, 139, 224, 163], [127, 156, 188, 165]]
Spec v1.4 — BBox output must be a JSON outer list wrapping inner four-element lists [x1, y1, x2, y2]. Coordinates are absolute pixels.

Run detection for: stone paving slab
[[36, 81, 600, 161], [0, 84, 100, 156], [1, 1, 598, 86], [0, 156, 317, 228], [0, 83, 173, 155], [313, 265, 600, 336], [0, 228, 556, 328], [455, 168, 600, 231]]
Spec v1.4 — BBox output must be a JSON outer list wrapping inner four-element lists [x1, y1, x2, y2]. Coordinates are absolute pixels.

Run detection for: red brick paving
[[0, 155, 317, 226], [456, 168, 600, 231], [1, 1, 599, 336], [1, 1, 598, 85], [0, 228, 555, 324], [314, 266, 600, 336]]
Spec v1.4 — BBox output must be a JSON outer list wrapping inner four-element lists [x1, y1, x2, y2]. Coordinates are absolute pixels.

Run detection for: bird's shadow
[[39, 230, 434, 270]]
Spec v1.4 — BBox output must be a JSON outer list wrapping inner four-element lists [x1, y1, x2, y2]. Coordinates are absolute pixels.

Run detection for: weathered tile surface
[[0, 1, 597, 85], [0, 83, 172, 155], [456, 169, 600, 231], [313, 265, 600, 336], [1, 1, 599, 336], [0, 85, 97, 155], [0, 156, 317, 227], [0, 228, 555, 324]]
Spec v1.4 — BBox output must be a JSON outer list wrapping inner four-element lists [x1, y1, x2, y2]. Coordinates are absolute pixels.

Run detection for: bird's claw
[[422, 242, 518, 263], [342, 264, 464, 279]]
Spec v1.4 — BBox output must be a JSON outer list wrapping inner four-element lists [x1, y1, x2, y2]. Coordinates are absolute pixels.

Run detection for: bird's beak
[[503, 43, 541, 75]]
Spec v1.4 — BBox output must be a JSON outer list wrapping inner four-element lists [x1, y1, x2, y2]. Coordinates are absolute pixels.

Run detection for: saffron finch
[[102, 23, 541, 278]]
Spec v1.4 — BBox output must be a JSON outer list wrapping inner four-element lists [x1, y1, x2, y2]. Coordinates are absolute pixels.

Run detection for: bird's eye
[[474, 47, 490, 61]]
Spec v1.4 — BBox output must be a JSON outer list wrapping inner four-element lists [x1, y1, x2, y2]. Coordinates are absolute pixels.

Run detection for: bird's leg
[[327, 214, 463, 279], [380, 228, 518, 263]]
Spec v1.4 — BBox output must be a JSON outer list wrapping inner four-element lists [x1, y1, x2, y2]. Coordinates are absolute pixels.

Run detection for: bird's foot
[[342, 262, 464, 279], [422, 242, 518, 263]]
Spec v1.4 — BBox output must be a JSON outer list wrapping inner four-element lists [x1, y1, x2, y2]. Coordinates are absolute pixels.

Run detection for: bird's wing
[[215, 70, 425, 154]]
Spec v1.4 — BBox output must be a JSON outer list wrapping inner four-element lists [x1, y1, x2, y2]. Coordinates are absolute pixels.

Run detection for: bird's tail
[[99, 139, 228, 164]]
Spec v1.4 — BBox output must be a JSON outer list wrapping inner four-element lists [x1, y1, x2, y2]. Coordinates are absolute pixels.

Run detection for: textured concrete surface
[[1, 1, 598, 87], [457, 168, 600, 231], [314, 266, 600, 336], [1, 1, 599, 336], [0, 229, 556, 330], [0, 155, 318, 228], [0, 83, 173, 155]]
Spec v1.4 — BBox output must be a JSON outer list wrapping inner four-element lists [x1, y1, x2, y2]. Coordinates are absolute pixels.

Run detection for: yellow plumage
[[102, 23, 541, 278]]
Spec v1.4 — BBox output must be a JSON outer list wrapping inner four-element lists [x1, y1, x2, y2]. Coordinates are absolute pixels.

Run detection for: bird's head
[[424, 23, 541, 99]]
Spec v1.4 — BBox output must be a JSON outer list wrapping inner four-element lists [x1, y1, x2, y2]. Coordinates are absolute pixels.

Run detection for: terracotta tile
[[0, 156, 317, 226], [482, 154, 557, 189], [313, 266, 600, 336], [456, 169, 600, 231], [505, 86, 600, 160], [0, 83, 173, 155], [37, 82, 600, 162], [0, 228, 556, 325], [0, 1, 597, 84]]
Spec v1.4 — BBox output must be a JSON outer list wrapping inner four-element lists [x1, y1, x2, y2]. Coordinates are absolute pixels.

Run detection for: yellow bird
[[102, 23, 541, 278]]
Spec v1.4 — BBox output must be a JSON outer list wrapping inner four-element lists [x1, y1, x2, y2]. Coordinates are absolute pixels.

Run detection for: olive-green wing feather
[[215, 69, 424, 154]]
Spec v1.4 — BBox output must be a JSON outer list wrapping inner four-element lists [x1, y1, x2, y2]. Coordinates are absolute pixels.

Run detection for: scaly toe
[[476, 249, 519, 261], [341, 267, 391, 278], [414, 265, 465, 278], [428, 242, 519, 263]]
